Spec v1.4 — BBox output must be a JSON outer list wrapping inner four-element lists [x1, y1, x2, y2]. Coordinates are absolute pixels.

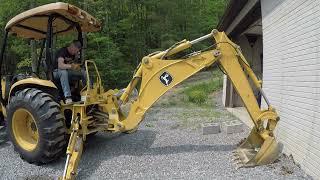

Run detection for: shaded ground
[[0, 71, 312, 180]]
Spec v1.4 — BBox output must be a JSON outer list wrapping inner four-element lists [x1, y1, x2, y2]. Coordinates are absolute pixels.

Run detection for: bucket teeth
[[231, 151, 245, 170], [232, 152, 241, 159], [232, 157, 240, 161], [234, 158, 242, 164], [232, 159, 244, 170], [232, 129, 281, 168], [235, 164, 244, 169], [232, 151, 238, 156]]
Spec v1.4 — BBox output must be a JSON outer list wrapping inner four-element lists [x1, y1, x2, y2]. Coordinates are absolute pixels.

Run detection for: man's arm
[[58, 57, 72, 69]]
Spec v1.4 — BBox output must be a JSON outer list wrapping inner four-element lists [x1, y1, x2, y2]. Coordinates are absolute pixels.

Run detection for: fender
[[8, 77, 58, 101]]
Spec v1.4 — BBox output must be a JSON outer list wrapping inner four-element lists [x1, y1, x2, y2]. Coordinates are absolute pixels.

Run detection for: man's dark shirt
[[54, 47, 75, 70]]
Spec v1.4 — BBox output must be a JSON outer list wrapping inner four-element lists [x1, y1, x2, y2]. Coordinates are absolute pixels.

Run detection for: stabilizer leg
[[60, 117, 84, 180]]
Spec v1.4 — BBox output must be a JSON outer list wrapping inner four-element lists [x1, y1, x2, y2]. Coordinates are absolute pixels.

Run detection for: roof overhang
[[217, 0, 261, 38], [5, 2, 101, 40], [242, 18, 262, 35]]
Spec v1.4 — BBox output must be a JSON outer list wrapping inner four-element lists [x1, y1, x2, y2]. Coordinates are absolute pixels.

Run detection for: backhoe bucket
[[234, 128, 281, 167]]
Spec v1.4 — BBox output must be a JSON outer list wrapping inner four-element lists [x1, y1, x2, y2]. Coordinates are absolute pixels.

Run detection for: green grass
[[152, 70, 236, 130], [145, 123, 154, 128], [185, 90, 207, 104], [179, 109, 223, 119], [183, 71, 223, 105], [176, 108, 236, 129], [155, 70, 224, 108], [177, 108, 221, 128]]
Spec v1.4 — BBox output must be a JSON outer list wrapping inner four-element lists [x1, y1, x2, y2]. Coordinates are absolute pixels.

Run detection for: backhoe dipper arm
[[119, 33, 220, 130], [119, 30, 280, 166]]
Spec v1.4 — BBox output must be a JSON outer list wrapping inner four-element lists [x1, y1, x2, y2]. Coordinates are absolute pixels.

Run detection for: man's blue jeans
[[53, 69, 87, 98]]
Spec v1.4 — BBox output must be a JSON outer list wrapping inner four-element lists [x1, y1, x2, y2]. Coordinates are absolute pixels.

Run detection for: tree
[[0, 0, 228, 88]]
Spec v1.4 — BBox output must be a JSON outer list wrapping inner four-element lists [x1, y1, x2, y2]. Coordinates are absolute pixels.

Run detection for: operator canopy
[[5, 2, 101, 40]]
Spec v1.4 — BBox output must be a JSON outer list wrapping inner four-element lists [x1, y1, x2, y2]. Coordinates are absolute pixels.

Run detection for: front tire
[[7, 88, 67, 164]]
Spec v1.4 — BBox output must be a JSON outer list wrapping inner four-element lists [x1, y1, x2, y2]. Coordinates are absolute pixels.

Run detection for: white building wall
[[261, 0, 320, 179]]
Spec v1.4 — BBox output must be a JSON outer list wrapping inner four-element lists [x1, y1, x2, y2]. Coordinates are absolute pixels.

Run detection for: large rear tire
[[7, 88, 67, 164]]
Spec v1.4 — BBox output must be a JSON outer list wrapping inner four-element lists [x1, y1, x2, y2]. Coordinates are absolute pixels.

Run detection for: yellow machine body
[[56, 30, 281, 179], [0, 4, 281, 178]]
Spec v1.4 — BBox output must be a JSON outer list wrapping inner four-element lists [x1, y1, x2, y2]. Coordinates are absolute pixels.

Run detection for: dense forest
[[0, 0, 227, 88]]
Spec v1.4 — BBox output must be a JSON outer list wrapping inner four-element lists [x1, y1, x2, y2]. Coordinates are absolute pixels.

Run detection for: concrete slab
[[222, 120, 244, 134], [201, 122, 221, 135], [226, 107, 253, 128]]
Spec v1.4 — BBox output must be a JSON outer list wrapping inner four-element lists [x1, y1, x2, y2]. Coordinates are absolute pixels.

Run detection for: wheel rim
[[12, 108, 39, 151]]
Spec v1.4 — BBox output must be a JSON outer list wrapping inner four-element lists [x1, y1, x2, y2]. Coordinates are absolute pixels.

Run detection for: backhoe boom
[[60, 30, 280, 179], [119, 29, 280, 167]]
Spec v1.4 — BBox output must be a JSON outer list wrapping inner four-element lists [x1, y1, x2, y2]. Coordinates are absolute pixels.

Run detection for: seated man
[[53, 40, 86, 104]]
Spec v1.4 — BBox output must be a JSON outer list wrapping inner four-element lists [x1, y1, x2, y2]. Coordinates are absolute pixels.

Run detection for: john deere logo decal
[[160, 72, 173, 86]]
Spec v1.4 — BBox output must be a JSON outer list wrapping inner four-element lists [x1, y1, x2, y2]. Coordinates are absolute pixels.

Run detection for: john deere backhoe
[[0, 2, 280, 180]]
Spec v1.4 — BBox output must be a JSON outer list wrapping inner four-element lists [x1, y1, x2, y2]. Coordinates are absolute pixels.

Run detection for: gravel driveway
[[0, 105, 312, 179], [0, 73, 312, 179]]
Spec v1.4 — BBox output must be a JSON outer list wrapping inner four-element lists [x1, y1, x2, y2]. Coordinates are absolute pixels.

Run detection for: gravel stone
[[0, 89, 312, 180]]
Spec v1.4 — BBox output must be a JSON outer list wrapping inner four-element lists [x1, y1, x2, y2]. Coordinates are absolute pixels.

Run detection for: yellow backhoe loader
[[0, 2, 281, 180]]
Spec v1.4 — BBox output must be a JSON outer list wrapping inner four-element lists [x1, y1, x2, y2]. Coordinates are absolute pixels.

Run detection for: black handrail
[[45, 15, 54, 80], [36, 39, 46, 75], [0, 31, 9, 106]]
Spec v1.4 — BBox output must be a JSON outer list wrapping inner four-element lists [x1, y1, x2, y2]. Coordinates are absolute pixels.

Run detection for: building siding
[[261, 0, 320, 179]]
